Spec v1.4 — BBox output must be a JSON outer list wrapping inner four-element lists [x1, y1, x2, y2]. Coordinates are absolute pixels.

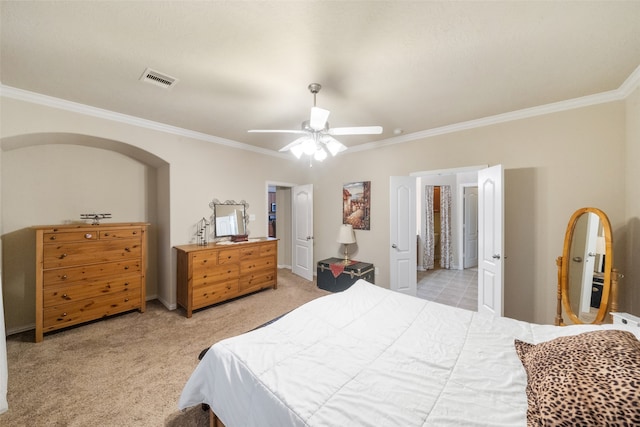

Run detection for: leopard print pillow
[[515, 330, 640, 427]]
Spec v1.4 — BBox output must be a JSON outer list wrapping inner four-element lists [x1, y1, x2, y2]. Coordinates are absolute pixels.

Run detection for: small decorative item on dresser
[[196, 217, 210, 246], [317, 257, 374, 292], [32, 222, 148, 342], [80, 213, 112, 225]]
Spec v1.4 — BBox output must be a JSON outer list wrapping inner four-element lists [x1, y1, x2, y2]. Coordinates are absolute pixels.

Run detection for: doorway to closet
[[265, 182, 314, 281], [415, 170, 479, 310]]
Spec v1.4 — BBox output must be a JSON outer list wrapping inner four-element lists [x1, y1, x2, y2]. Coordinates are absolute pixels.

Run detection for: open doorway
[[266, 184, 293, 269], [416, 171, 479, 271], [266, 182, 314, 280], [411, 166, 484, 309]]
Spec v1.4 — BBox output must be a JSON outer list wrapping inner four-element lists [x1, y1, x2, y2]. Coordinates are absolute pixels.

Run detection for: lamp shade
[[337, 224, 356, 244]]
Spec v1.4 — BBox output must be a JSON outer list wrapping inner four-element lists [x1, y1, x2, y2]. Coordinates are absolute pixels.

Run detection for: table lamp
[[337, 224, 356, 264]]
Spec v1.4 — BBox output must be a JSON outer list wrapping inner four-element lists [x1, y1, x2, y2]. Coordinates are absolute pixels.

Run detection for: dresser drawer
[[42, 260, 142, 286], [191, 249, 219, 268], [192, 264, 239, 287], [240, 255, 276, 274], [43, 276, 141, 308], [260, 242, 277, 256], [192, 279, 239, 309], [218, 249, 240, 265], [43, 238, 141, 269], [99, 228, 143, 240], [43, 231, 98, 243], [239, 270, 276, 293], [43, 291, 142, 332]]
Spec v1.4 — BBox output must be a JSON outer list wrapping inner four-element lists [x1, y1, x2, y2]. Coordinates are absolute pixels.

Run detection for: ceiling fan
[[249, 83, 383, 162]]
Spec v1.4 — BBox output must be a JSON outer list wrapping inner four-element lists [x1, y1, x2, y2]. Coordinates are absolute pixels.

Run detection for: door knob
[[492, 254, 501, 259], [392, 244, 398, 249]]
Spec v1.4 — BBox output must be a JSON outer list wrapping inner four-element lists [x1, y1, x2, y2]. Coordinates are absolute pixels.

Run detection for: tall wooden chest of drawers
[[175, 238, 277, 318], [33, 222, 148, 342]]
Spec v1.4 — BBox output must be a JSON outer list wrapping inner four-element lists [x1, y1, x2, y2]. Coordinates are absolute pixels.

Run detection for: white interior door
[[292, 184, 313, 281], [477, 165, 504, 316], [463, 186, 479, 268], [390, 176, 417, 296]]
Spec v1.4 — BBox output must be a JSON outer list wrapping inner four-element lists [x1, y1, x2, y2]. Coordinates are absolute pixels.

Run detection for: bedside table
[[317, 257, 375, 292]]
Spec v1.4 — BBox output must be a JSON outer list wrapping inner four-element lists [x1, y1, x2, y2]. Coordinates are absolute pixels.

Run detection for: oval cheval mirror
[[555, 207, 622, 325]]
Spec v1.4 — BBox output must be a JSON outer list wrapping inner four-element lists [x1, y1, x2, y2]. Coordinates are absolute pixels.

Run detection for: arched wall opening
[[1, 132, 170, 334]]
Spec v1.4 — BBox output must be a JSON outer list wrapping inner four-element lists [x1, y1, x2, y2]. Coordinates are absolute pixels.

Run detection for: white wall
[[0, 96, 310, 333], [625, 86, 640, 314], [1, 89, 637, 330], [308, 101, 628, 323]]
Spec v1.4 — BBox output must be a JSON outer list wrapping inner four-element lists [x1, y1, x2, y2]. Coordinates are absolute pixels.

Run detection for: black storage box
[[317, 257, 375, 292]]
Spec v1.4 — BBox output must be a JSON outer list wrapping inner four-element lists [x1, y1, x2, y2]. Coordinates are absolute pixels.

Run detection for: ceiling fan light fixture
[[301, 138, 317, 156], [314, 147, 328, 162], [251, 83, 382, 164], [322, 136, 347, 156], [289, 143, 305, 159]]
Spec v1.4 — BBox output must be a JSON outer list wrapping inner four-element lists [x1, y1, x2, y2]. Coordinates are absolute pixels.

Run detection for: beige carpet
[[2, 269, 328, 426]]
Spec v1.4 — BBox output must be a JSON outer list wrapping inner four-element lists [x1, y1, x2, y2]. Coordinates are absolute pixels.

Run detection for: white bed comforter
[[179, 280, 639, 427]]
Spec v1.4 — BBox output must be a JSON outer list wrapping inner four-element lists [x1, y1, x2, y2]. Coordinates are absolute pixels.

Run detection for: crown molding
[[0, 84, 289, 159], [349, 64, 640, 154], [2, 64, 639, 157]]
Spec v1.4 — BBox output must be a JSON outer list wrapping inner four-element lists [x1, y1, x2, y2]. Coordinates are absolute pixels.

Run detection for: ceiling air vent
[[139, 67, 178, 89]]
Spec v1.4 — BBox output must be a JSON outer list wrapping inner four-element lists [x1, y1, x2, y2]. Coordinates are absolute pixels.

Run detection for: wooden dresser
[[175, 238, 277, 318], [33, 222, 148, 342]]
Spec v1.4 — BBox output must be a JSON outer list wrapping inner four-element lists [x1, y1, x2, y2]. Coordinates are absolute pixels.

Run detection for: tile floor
[[416, 267, 478, 311]]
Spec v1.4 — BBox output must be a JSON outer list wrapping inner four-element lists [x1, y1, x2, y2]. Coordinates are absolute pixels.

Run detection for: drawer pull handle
[[84, 233, 93, 239], [61, 275, 67, 280], [125, 247, 131, 252], [124, 298, 129, 302], [124, 282, 129, 286], [132, 231, 137, 235], [50, 236, 56, 241], [62, 293, 68, 298], [60, 253, 67, 259], [62, 312, 67, 317]]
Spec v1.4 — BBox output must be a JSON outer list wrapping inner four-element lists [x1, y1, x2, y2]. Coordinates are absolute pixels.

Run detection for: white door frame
[[461, 184, 479, 269], [265, 181, 305, 273], [413, 165, 487, 271]]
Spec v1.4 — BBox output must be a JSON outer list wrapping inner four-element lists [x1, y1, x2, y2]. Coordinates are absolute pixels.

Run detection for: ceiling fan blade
[[309, 107, 330, 131], [328, 126, 383, 135], [248, 129, 307, 134]]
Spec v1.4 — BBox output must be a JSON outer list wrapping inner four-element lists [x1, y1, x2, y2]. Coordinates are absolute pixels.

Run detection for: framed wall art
[[342, 181, 371, 230]]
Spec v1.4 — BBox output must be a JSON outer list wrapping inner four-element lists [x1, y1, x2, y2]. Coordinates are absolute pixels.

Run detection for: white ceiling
[[1, 1, 639, 155]]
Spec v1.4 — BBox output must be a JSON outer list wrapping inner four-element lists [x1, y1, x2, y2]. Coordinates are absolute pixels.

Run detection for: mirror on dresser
[[209, 199, 249, 240], [556, 207, 621, 325]]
